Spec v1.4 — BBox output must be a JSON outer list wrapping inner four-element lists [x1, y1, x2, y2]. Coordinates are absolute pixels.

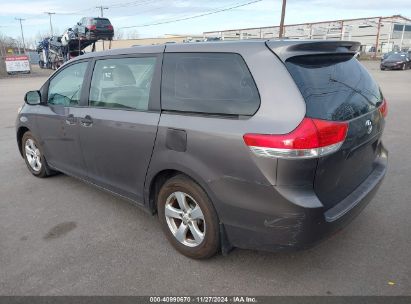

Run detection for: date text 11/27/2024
[[149, 296, 257, 303]]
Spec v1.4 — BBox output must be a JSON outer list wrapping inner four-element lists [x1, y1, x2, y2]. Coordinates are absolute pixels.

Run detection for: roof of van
[[74, 39, 360, 61]]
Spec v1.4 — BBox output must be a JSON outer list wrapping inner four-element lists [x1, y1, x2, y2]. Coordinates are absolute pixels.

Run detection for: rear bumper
[[87, 31, 113, 40], [215, 147, 388, 252]]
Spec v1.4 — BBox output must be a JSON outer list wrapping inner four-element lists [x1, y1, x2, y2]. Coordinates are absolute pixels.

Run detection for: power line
[[109, 0, 154, 9], [96, 5, 109, 17], [120, 0, 263, 29], [116, 0, 241, 26], [56, 0, 155, 15]]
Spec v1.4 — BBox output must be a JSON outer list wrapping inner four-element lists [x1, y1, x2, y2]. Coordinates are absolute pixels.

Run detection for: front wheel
[[22, 132, 49, 178], [157, 175, 220, 259]]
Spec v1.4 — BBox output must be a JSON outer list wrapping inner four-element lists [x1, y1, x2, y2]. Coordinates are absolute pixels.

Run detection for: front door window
[[48, 62, 88, 106]]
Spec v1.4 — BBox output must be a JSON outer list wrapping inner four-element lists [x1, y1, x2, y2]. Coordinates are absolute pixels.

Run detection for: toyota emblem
[[365, 120, 373, 134]]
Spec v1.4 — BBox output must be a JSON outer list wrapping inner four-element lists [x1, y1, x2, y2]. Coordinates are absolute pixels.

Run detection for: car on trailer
[[73, 17, 114, 41]]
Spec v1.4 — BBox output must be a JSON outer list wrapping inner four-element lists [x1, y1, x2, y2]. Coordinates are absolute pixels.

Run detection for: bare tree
[[114, 29, 124, 40], [0, 32, 7, 57], [35, 30, 50, 42], [24, 37, 36, 50], [0, 32, 19, 56], [126, 30, 140, 39]]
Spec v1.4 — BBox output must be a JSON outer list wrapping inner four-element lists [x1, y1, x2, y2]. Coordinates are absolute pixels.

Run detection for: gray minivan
[[16, 40, 388, 258]]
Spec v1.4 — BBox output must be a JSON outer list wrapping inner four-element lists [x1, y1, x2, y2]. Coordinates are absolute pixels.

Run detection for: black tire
[[157, 175, 220, 259], [21, 131, 50, 178]]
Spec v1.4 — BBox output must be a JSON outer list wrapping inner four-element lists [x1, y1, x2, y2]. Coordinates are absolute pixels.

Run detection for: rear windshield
[[92, 18, 111, 26], [285, 54, 383, 121]]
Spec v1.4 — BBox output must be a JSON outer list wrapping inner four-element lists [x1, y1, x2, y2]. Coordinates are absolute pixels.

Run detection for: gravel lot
[[0, 61, 410, 296]]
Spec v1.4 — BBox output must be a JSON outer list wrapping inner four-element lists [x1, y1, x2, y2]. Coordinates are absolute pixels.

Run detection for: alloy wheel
[[164, 191, 206, 247], [25, 138, 42, 172]]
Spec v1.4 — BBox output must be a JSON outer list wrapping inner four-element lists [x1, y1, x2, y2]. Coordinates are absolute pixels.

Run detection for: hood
[[382, 59, 405, 64]]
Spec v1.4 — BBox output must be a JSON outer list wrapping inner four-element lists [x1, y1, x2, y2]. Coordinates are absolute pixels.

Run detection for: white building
[[204, 15, 411, 54]]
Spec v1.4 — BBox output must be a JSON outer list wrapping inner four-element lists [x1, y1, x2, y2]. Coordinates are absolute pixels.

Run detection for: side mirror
[[77, 22, 81, 26], [24, 90, 41, 105]]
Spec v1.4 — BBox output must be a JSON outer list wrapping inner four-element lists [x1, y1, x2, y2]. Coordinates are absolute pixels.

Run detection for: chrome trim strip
[[248, 141, 344, 159]]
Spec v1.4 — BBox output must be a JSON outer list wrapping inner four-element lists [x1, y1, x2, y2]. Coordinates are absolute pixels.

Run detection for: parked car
[[380, 52, 411, 70], [73, 17, 114, 40], [17, 40, 388, 259]]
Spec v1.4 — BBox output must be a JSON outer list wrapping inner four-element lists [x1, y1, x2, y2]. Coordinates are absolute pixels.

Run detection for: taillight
[[379, 98, 388, 118], [107, 25, 113, 30], [87, 25, 96, 30], [243, 118, 348, 159]]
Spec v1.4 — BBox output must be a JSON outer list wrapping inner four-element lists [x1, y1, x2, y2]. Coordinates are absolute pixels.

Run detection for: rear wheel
[[22, 132, 50, 178], [157, 175, 220, 259]]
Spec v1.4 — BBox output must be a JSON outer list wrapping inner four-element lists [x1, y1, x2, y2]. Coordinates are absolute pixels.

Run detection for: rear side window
[[161, 53, 260, 115], [285, 54, 383, 121]]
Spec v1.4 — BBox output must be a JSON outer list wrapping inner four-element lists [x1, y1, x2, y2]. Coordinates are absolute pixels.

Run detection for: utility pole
[[15, 18, 26, 54], [279, 0, 287, 38], [374, 17, 382, 59], [96, 5, 108, 17], [44, 12, 55, 36], [400, 22, 406, 50], [96, 6, 109, 50]]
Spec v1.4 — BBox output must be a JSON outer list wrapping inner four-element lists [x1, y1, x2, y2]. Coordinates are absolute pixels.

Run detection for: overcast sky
[[1, 0, 410, 43]]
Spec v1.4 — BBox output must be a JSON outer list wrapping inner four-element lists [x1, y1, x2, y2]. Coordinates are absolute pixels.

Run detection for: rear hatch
[[93, 18, 113, 33], [267, 41, 386, 209]]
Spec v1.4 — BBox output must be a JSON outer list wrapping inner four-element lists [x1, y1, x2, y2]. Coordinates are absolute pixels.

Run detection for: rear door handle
[[65, 114, 76, 125], [80, 115, 93, 127]]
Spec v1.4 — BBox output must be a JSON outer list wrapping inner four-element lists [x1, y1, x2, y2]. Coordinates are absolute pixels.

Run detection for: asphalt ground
[[0, 61, 410, 296]]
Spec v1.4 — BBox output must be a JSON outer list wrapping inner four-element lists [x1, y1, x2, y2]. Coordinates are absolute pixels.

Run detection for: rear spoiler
[[266, 40, 361, 62]]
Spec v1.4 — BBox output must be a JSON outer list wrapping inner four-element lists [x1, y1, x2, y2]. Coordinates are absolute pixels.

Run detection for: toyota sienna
[[16, 40, 388, 258]]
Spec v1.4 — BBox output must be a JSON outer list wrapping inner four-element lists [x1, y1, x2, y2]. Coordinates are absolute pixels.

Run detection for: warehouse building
[[203, 15, 411, 54], [85, 34, 204, 52]]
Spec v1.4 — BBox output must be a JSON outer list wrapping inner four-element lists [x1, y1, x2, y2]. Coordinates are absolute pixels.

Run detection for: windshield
[[386, 54, 407, 61], [285, 54, 382, 121]]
